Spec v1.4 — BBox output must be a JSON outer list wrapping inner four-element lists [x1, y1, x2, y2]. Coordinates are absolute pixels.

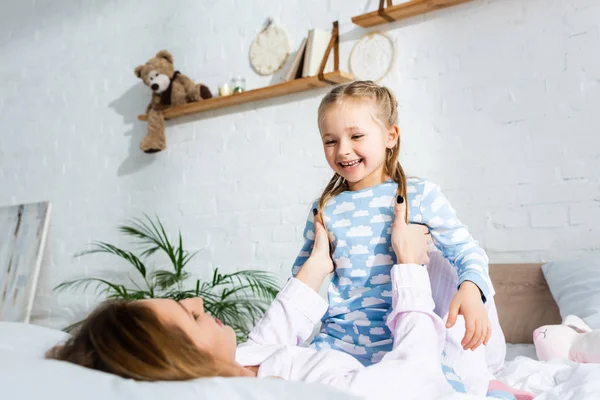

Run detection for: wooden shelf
[[351, 0, 473, 27], [138, 71, 353, 121]]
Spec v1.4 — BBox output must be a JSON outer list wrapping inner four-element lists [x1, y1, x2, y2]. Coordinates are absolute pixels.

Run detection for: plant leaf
[[75, 242, 148, 278], [54, 278, 134, 300], [62, 319, 84, 333], [152, 270, 189, 290], [60, 214, 282, 342], [227, 270, 280, 301]]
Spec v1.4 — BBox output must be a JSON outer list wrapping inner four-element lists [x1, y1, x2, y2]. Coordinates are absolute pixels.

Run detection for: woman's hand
[[295, 209, 334, 292], [391, 195, 432, 265]]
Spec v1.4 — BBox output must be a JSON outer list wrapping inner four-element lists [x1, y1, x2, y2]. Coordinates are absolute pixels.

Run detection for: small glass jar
[[219, 82, 232, 97], [231, 76, 246, 94]]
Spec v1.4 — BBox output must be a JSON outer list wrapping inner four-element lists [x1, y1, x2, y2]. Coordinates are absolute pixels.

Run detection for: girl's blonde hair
[[316, 80, 408, 222], [46, 299, 240, 381]]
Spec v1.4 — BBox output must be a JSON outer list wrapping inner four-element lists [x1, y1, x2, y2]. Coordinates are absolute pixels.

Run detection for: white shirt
[[236, 265, 482, 400]]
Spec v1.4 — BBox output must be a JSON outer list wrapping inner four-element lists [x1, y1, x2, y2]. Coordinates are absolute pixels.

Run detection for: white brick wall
[[1, 0, 599, 328]]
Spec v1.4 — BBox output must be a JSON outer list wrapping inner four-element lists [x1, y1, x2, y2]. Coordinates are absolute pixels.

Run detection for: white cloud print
[[298, 251, 310, 257], [347, 225, 373, 237], [462, 253, 488, 263], [370, 327, 386, 335], [348, 286, 370, 297], [336, 341, 367, 355], [370, 274, 391, 285], [358, 334, 372, 345], [452, 229, 471, 242], [333, 202, 355, 215], [333, 219, 351, 228], [334, 257, 352, 269], [339, 277, 352, 286], [369, 196, 394, 208], [329, 323, 345, 333], [371, 351, 387, 364], [370, 237, 387, 245], [352, 190, 374, 199], [329, 306, 350, 316], [381, 290, 393, 297], [328, 231, 336, 243], [306, 230, 315, 240], [337, 239, 347, 248], [355, 319, 371, 326], [350, 269, 368, 278], [353, 210, 369, 217], [349, 245, 369, 255], [342, 335, 353, 342], [371, 214, 392, 223], [411, 195, 422, 207], [345, 311, 367, 321], [366, 254, 394, 267], [361, 297, 386, 307], [428, 216, 444, 228], [431, 196, 446, 212], [318, 342, 332, 350]]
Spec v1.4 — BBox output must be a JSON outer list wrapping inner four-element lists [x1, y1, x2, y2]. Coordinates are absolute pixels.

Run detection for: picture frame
[[0, 201, 51, 323]]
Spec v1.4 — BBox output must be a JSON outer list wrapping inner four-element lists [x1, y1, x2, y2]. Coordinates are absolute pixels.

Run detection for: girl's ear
[[386, 125, 400, 149], [563, 315, 592, 333]]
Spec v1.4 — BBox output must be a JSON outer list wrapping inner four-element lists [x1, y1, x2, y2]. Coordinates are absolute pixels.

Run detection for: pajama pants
[[311, 250, 508, 397]]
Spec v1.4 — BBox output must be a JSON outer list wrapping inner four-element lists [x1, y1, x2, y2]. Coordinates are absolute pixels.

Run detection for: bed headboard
[[490, 263, 561, 344]]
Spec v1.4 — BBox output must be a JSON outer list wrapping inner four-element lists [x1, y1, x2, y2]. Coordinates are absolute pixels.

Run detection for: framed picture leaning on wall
[[0, 201, 51, 323]]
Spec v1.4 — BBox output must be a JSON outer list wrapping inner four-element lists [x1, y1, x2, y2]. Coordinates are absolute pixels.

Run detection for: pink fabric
[[488, 380, 535, 400]]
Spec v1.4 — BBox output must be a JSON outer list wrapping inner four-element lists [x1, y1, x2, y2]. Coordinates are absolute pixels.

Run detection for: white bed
[[490, 263, 600, 399], [1, 263, 598, 400], [496, 353, 600, 399], [505, 343, 537, 362]]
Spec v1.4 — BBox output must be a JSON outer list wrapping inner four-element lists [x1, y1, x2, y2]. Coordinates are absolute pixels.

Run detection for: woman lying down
[[46, 201, 516, 400]]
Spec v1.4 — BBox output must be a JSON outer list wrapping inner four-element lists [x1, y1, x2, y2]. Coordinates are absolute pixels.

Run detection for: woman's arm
[[382, 264, 446, 362], [239, 275, 328, 348], [383, 195, 446, 361], [340, 199, 455, 400], [239, 214, 334, 348]]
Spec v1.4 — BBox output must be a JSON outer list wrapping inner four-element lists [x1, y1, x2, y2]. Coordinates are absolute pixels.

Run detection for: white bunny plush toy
[[533, 315, 600, 363]]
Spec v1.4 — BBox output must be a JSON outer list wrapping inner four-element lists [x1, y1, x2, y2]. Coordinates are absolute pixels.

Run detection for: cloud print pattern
[[292, 178, 492, 367]]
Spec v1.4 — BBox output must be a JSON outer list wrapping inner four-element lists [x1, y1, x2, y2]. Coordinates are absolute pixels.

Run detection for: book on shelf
[[302, 28, 333, 78], [284, 37, 307, 81]]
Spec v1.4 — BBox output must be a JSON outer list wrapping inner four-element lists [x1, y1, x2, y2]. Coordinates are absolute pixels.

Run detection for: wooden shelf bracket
[[351, 0, 474, 27]]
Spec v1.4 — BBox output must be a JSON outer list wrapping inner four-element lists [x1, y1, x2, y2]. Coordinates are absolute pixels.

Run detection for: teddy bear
[[533, 315, 600, 363], [134, 50, 212, 153]]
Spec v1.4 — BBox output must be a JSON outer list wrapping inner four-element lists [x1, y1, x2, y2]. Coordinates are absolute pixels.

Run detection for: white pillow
[[542, 257, 600, 329], [0, 323, 357, 400], [0, 321, 69, 357]]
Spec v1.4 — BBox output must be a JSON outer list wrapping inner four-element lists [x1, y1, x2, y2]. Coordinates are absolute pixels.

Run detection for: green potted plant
[[55, 215, 280, 342]]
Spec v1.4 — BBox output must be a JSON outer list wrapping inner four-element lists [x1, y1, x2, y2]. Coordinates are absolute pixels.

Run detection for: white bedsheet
[[496, 356, 600, 399], [505, 343, 537, 362]]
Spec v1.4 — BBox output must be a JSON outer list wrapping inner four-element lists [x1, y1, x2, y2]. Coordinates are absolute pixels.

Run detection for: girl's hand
[[295, 209, 334, 292], [446, 282, 492, 350], [391, 196, 432, 265]]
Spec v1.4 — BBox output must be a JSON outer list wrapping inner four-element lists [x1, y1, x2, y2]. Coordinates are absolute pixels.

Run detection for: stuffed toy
[[134, 50, 212, 153], [533, 315, 600, 363]]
